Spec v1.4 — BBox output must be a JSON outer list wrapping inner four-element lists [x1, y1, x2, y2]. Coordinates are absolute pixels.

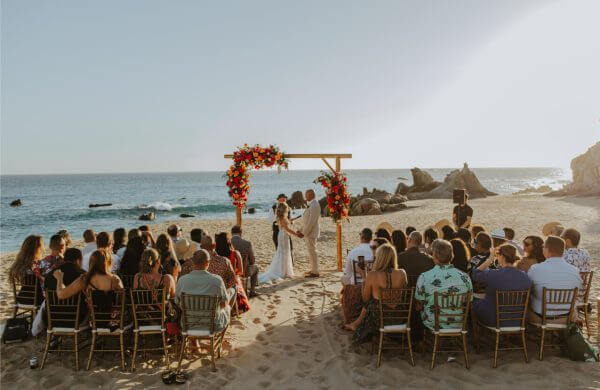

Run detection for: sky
[[1, 0, 599, 174]]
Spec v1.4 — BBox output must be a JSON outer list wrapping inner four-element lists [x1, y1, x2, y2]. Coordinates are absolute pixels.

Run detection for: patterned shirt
[[415, 264, 473, 330], [563, 248, 591, 273], [32, 255, 63, 285], [180, 252, 235, 290]]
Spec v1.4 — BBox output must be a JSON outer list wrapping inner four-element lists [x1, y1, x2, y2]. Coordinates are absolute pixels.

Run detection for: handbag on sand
[[2, 317, 30, 343], [563, 323, 599, 362]]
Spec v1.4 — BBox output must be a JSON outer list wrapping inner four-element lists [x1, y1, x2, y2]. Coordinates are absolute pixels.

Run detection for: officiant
[[269, 193, 294, 260]]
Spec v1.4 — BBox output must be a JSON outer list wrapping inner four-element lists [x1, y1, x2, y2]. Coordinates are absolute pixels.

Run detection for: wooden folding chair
[[473, 290, 530, 368], [177, 293, 228, 372], [351, 260, 373, 285], [374, 288, 415, 367], [130, 288, 170, 372], [528, 287, 578, 360], [577, 271, 593, 335], [41, 290, 88, 370], [240, 253, 251, 295], [406, 274, 420, 289], [11, 273, 41, 325], [87, 289, 132, 371], [429, 291, 472, 370], [119, 274, 136, 291]]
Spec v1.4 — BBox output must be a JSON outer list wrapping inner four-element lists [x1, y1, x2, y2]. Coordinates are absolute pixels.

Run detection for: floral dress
[[229, 252, 250, 313]]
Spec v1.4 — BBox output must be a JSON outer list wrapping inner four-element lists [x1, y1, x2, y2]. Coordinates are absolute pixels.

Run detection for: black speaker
[[453, 189, 466, 204]]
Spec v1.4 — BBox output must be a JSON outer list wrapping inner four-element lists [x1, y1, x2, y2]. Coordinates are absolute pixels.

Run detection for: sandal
[[175, 372, 186, 385], [161, 370, 176, 385]]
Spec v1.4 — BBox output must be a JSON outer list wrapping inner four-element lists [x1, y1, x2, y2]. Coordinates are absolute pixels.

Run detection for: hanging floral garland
[[225, 144, 288, 208], [314, 171, 350, 222]]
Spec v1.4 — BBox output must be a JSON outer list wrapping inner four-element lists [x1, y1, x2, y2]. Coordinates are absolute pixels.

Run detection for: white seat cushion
[[16, 304, 37, 310], [93, 323, 133, 334], [380, 324, 409, 332], [473, 293, 486, 300], [433, 328, 467, 335], [134, 325, 163, 332], [183, 329, 214, 337], [528, 321, 567, 329], [49, 324, 90, 333], [483, 325, 524, 332]]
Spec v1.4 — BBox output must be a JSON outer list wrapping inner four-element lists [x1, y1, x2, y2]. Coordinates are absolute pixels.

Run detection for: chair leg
[[406, 332, 415, 367], [162, 331, 170, 368], [430, 334, 439, 370], [462, 334, 470, 369], [210, 337, 216, 372], [74, 333, 80, 371], [131, 332, 139, 372], [120, 333, 126, 371], [40, 333, 51, 369], [538, 328, 545, 361], [583, 309, 590, 337], [376, 332, 384, 368], [474, 323, 481, 354], [492, 332, 500, 368], [87, 333, 96, 370], [521, 330, 528, 363]]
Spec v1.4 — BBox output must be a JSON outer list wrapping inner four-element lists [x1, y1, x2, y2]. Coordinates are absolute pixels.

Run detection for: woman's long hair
[[524, 235, 545, 263], [139, 248, 160, 274], [120, 236, 145, 275], [276, 202, 289, 222], [391, 230, 407, 254], [156, 234, 176, 261], [373, 244, 398, 272], [215, 232, 234, 258], [10, 235, 44, 282], [450, 238, 471, 273], [113, 228, 126, 253], [84, 250, 112, 287], [375, 228, 391, 242], [441, 225, 455, 241]]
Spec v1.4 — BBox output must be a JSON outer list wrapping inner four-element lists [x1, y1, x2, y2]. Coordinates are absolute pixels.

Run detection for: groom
[[298, 189, 321, 278]]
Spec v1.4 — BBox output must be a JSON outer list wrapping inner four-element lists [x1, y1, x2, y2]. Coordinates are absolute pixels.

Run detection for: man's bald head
[[192, 249, 210, 269], [408, 231, 423, 247], [201, 234, 215, 251]]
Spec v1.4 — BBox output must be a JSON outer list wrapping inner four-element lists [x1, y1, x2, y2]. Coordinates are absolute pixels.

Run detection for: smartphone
[[358, 256, 365, 270]]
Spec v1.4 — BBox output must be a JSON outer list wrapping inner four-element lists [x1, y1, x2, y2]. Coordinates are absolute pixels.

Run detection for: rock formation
[[546, 142, 600, 197], [351, 198, 382, 215], [287, 191, 307, 209], [139, 212, 155, 221], [349, 188, 408, 216], [180, 213, 195, 218], [513, 185, 552, 195], [247, 207, 256, 214], [89, 203, 112, 208], [10, 199, 22, 207], [395, 168, 441, 195]]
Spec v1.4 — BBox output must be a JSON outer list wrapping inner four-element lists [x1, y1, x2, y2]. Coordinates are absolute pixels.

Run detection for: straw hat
[[175, 238, 197, 261], [433, 219, 451, 231], [542, 222, 563, 237], [376, 222, 394, 235]]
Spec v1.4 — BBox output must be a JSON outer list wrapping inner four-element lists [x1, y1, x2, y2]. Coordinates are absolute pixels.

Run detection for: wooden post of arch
[[224, 153, 352, 271]]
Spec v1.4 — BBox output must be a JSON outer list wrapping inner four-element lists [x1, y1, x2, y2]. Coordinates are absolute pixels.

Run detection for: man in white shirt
[[81, 229, 97, 257], [342, 228, 374, 285], [527, 236, 582, 324], [82, 231, 120, 271], [300, 190, 321, 277], [168, 224, 182, 245], [561, 228, 591, 272]]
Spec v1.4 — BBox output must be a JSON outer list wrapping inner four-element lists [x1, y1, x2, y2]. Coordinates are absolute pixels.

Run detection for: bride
[[259, 202, 300, 284]]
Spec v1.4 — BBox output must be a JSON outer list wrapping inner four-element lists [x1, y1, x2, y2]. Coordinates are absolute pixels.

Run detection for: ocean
[[0, 168, 570, 252]]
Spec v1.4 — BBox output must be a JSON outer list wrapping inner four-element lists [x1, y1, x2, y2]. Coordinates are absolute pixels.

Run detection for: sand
[[1, 194, 599, 389]]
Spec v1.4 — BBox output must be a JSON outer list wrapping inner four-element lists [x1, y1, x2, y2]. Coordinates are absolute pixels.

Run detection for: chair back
[[45, 289, 83, 330], [541, 287, 577, 321], [88, 289, 126, 331], [433, 291, 472, 331], [352, 260, 373, 285], [494, 289, 530, 329], [378, 288, 413, 329], [578, 271, 593, 304], [180, 293, 219, 334], [406, 274, 420, 288], [130, 288, 166, 329], [12, 273, 41, 307], [119, 274, 136, 291]]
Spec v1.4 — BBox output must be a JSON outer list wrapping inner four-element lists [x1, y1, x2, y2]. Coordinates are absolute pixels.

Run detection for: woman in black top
[[113, 228, 127, 254], [450, 238, 471, 273], [119, 236, 146, 276]]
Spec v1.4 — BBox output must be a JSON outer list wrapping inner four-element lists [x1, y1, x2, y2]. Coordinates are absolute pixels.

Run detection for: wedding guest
[[470, 232, 493, 270], [45, 248, 88, 322], [156, 233, 181, 281], [371, 237, 390, 258], [139, 225, 149, 232], [128, 228, 142, 240], [82, 232, 118, 272], [133, 248, 176, 299], [441, 225, 455, 241], [231, 225, 259, 297], [527, 236, 582, 324], [190, 228, 205, 250], [375, 228, 392, 242], [215, 232, 249, 312], [176, 249, 230, 333], [341, 228, 374, 323], [472, 244, 531, 327], [391, 230, 408, 255], [82, 229, 97, 257], [517, 235, 545, 272], [56, 230, 72, 248], [423, 227, 439, 255], [415, 239, 473, 331], [33, 234, 65, 286], [141, 230, 156, 248], [450, 238, 471, 273], [491, 229, 507, 248], [471, 225, 486, 242], [396, 231, 434, 287], [455, 228, 475, 255], [346, 245, 407, 345], [561, 228, 591, 272], [503, 227, 524, 256], [9, 235, 45, 305], [119, 236, 146, 276], [405, 226, 417, 236], [167, 224, 182, 244], [113, 228, 127, 255], [174, 238, 197, 265], [54, 250, 123, 300]]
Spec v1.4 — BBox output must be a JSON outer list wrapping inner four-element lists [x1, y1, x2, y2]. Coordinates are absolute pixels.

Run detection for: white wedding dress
[[259, 226, 294, 284]]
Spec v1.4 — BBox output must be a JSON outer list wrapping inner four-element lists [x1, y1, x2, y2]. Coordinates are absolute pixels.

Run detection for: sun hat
[[175, 238, 197, 260], [491, 229, 506, 240], [433, 219, 451, 231], [376, 222, 394, 235], [542, 222, 563, 237]]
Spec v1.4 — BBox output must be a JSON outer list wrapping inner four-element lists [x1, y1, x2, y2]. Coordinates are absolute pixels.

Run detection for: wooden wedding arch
[[224, 153, 352, 271]]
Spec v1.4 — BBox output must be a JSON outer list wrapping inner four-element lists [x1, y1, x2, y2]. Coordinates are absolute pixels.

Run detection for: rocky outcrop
[[10, 199, 22, 207], [408, 163, 496, 200], [547, 142, 600, 197], [180, 213, 195, 218], [395, 168, 441, 195], [351, 198, 382, 215], [139, 212, 155, 221], [89, 203, 112, 208], [513, 185, 552, 195], [348, 188, 408, 216], [247, 207, 256, 214], [287, 191, 307, 209]]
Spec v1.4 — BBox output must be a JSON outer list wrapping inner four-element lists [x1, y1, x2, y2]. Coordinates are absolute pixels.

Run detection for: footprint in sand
[[267, 304, 276, 309], [257, 365, 270, 374], [262, 351, 273, 358], [259, 381, 271, 388], [255, 334, 265, 341], [253, 318, 262, 324]]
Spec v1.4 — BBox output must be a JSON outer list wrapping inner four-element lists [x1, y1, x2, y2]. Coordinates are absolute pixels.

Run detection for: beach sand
[[1, 194, 599, 389]]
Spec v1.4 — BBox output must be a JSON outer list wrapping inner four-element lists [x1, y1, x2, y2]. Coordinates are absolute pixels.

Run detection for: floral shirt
[[415, 264, 473, 330], [563, 248, 591, 273], [32, 255, 63, 286], [179, 252, 235, 290]]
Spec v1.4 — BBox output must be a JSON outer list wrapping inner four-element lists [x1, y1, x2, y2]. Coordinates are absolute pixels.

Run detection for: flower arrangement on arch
[[314, 171, 350, 222], [225, 144, 288, 208]]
